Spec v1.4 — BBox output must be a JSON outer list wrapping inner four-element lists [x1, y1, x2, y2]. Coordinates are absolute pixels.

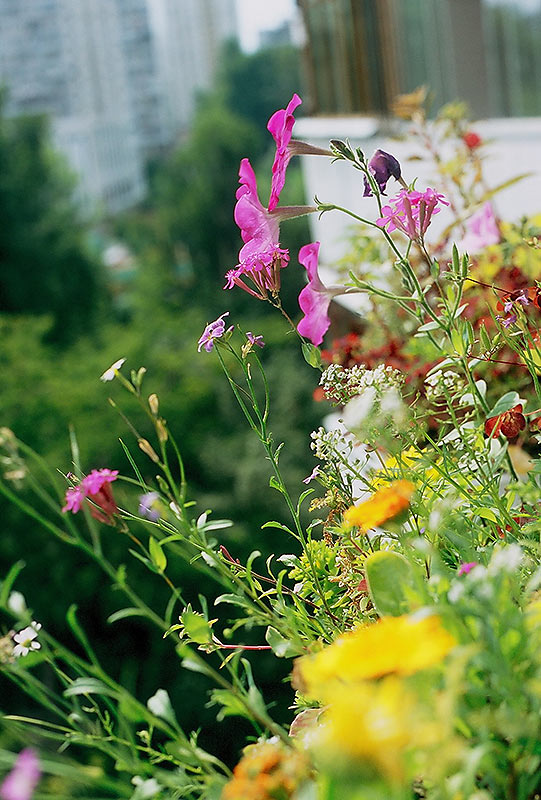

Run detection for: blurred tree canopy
[[0, 94, 104, 342]]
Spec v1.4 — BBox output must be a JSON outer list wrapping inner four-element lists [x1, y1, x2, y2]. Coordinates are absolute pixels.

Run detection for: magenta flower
[[267, 93, 302, 211], [0, 749, 40, 800], [363, 149, 402, 197], [297, 242, 347, 346], [62, 485, 85, 514], [224, 244, 290, 300], [62, 469, 119, 525], [81, 468, 119, 496], [198, 312, 231, 352], [458, 561, 478, 576], [377, 188, 448, 240], [228, 158, 316, 300], [457, 202, 500, 255]]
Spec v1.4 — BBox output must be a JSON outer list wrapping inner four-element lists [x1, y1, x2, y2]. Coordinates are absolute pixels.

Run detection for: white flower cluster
[[310, 426, 350, 462], [320, 363, 404, 405], [425, 369, 464, 403]]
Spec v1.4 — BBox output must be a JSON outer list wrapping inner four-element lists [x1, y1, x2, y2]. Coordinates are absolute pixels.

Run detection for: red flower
[[485, 404, 526, 439], [463, 131, 482, 149]]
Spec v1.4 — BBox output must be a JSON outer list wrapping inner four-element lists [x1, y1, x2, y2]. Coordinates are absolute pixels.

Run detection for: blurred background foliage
[[0, 42, 322, 762]]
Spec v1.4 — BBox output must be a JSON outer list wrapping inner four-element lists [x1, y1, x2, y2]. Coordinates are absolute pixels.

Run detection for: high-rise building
[[147, 0, 238, 140], [0, 0, 146, 213], [0, 0, 238, 212]]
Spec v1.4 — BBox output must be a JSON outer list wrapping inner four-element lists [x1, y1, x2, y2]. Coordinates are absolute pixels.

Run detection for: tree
[[0, 96, 104, 342]]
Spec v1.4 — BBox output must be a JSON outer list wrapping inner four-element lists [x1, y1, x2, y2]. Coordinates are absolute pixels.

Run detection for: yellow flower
[[372, 447, 441, 491], [313, 677, 444, 783], [298, 614, 456, 695], [343, 480, 414, 531]]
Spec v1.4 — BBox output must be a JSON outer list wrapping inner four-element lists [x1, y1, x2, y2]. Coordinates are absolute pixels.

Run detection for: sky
[[235, 0, 297, 52]]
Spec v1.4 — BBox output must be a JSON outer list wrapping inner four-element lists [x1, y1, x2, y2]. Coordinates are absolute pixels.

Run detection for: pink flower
[[62, 485, 85, 514], [62, 469, 119, 525], [81, 468, 119, 496], [224, 244, 289, 300], [235, 159, 281, 260], [297, 242, 346, 346], [228, 159, 316, 300], [457, 203, 500, 255], [377, 188, 448, 240], [0, 749, 40, 800], [458, 561, 478, 576], [267, 93, 302, 211]]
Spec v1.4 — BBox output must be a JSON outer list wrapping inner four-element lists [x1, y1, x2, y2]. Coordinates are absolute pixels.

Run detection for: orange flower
[[222, 740, 311, 800], [343, 480, 415, 531]]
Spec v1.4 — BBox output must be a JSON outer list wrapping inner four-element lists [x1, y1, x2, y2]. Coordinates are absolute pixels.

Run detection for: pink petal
[[267, 94, 302, 212], [234, 159, 280, 257], [296, 242, 332, 346]]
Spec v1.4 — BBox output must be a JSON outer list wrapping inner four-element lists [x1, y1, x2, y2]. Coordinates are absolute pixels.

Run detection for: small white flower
[[448, 582, 465, 604], [7, 590, 27, 617], [13, 621, 42, 658], [488, 544, 523, 576], [342, 387, 377, 431], [100, 357, 126, 382]]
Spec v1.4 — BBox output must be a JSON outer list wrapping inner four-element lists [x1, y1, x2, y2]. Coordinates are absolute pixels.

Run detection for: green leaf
[[149, 536, 167, 572], [301, 342, 323, 369], [209, 688, 249, 721], [487, 391, 521, 418], [180, 607, 212, 645], [265, 626, 301, 658], [475, 507, 498, 524], [64, 677, 118, 699], [147, 687, 178, 727], [365, 551, 425, 617], [107, 607, 155, 624]]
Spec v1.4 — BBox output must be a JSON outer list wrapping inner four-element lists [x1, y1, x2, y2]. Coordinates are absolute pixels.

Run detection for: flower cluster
[[377, 188, 448, 240], [320, 363, 404, 405]]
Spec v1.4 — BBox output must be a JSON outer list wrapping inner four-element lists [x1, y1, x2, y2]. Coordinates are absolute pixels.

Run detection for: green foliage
[[0, 95, 104, 342]]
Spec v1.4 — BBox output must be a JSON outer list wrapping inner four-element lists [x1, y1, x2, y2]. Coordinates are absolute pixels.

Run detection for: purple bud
[[363, 149, 402, 197]]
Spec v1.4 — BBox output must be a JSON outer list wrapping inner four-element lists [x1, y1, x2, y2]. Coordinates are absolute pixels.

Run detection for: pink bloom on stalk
[[62, 469, 119, 524], [228, 159, 290, 299], [81, 468, 119, 496], [297, 242, 345, 346], [62, 485, 85, 514], [267, 93, 302, 211], [457, 203, 500, 255], [0, 748, 40, 800], [377, 188, 448, 240], [235, 159, 281, 258], [458, 561, 478, 576]]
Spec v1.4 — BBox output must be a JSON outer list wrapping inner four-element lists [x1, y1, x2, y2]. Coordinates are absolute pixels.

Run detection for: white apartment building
[[0, 0, 237, 213], [147, 0, 237, 140], [0, 0, 146, 213]]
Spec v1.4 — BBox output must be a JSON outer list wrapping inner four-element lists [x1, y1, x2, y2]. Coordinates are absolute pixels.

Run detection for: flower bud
[[363, 149, 402, 196], [138, 438, 160, 463], [148, 393, 159, 415]]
